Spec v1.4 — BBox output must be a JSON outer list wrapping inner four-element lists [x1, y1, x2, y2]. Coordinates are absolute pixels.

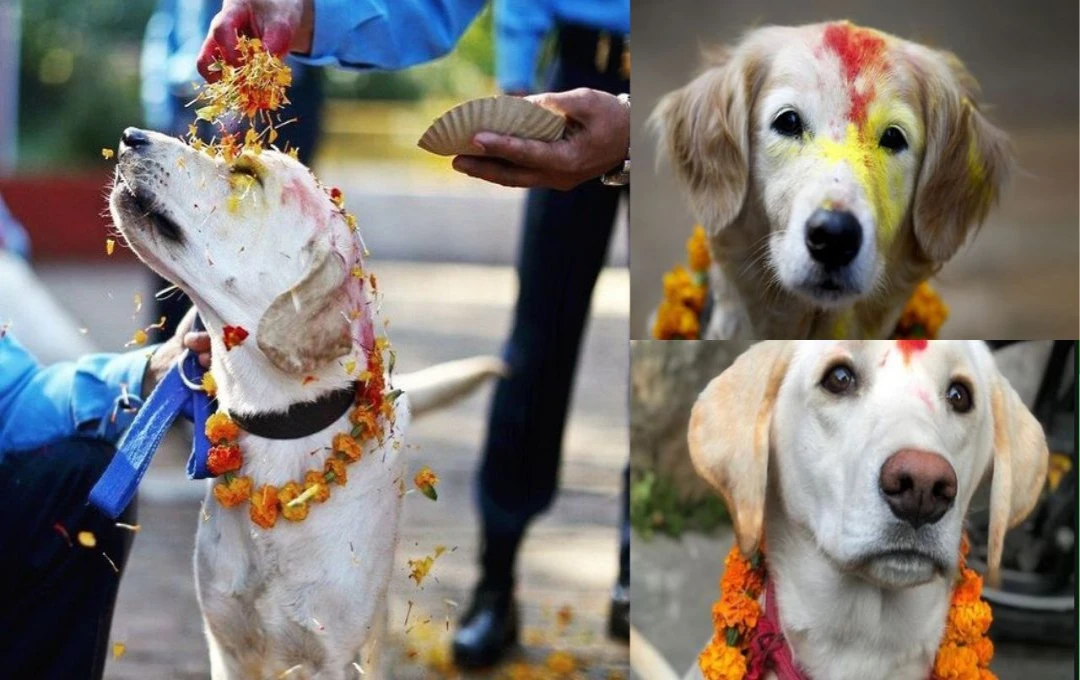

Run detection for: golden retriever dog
[[652, 21, 1010, 340]]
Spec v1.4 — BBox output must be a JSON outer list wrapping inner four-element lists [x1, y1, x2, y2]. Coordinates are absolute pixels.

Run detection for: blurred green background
[[16, 0, 504, 171]]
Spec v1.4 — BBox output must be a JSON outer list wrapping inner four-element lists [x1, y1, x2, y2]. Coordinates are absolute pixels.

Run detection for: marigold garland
[[699, 536, 995, 680], [205, 344, 401, 529], [652, 225, 949, 340]]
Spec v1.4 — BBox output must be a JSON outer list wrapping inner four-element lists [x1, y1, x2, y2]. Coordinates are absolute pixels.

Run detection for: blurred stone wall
[[629, 340, 750, 503]]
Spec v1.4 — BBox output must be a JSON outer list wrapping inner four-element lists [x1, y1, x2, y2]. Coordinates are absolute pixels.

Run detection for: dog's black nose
[[805, 208, 862, 268], [880, 449, 957, 529], [121, 127, 150, 148]]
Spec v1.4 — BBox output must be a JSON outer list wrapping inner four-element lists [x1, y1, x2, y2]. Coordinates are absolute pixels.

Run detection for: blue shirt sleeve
[[494, 0, 553, 93], [0, 333, 153, 453], [298, 0, 487, 70]]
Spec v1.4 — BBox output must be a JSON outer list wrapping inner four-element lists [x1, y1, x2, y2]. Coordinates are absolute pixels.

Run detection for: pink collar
[[745, 576, 810, 680]]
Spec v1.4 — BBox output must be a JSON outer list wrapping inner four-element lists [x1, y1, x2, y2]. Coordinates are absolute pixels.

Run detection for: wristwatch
[[602, 93, 631, 186]]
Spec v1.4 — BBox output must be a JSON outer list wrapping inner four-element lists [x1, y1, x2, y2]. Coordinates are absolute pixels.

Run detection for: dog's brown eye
[[771, 110, 804, 138], [879, 126, 908, 153], [821, 364, 856, 395], [946, 381, 973, 413]]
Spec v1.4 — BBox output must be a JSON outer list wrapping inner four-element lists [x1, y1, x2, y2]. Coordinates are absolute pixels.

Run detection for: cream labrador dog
[[679, 340, 1047, 680], [652, 22, 1010, 340], [110, 127, 502, 678]]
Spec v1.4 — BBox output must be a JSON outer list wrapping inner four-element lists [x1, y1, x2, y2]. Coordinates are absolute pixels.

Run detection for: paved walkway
[[32, 260, 629, 679]]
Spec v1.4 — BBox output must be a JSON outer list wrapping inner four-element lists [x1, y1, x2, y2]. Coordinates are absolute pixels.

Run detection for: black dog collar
[[230, 383, 358, 440]]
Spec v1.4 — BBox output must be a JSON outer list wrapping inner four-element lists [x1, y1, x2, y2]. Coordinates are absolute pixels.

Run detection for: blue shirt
[[0, 196, 30, 260], [0, 333, 151, 454], [494, 0, 630, 92], [302, 0, 628, 92]]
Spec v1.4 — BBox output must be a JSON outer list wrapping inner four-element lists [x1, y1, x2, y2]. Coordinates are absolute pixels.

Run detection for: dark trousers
[[0, 440, 137, 679], [477, 49, 629, 589]]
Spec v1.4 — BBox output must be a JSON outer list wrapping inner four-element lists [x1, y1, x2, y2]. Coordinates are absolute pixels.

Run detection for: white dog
[[680, 340, 1047, 680], [653, 22, 1010, 340], [110, 127, 502, 678]]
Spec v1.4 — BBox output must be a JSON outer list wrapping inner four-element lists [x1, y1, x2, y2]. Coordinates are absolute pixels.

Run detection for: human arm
[[197, 0, 487, 80], [493, 0, 554, 94], [0, 309, 205, 452]]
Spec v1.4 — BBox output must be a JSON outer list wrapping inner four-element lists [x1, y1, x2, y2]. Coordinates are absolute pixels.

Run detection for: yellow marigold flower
[[895, 282, 949, 339], [932, 643, 980, 680], [249, 485, 279, 529], [201, 372, 217, 398], [662, 265, 707, 312], [653, 299, 700, 340], [278, 481, 309, 522], [546, 650, 576, 674], [414, 466, 439, 501], [687, 224, 711, 272], [213, 475, 252, 508], [698, 639, 747, 680], [325, 457, 347, 485], [332, 432, 364, 462], [303, 471, 331, 503], [205, 411, 239, 444]]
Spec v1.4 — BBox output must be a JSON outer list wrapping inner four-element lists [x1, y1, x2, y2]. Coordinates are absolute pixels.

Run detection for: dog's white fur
[[110, 129, 500, 678], [683, 341, 1047, 680], [653, 22, 1011, 339]]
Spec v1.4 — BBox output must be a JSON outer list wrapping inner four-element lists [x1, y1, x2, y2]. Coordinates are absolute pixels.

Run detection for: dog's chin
[[853, 551, 944, 589], [109, 182, 187, 285], [788, 274, 865, 309]]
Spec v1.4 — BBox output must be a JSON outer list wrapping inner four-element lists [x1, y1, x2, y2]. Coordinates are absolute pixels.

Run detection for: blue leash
[[89, 316, 216, 518]]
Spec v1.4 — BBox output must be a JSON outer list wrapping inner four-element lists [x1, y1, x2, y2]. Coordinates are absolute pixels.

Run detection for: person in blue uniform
[[0, 305, 203, 678]]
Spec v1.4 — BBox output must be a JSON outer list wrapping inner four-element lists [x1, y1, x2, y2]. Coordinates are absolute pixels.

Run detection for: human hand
[[451, 88, 630, 191], [196, 0, 313, 82], [142, 307, 212, 397]]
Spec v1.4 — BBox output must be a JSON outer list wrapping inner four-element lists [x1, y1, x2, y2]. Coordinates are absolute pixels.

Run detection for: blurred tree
[[18, 0, 156, 170]]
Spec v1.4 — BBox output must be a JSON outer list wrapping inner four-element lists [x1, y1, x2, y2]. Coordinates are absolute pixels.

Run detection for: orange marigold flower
[[932, 643, 980, 680], [249, 485, 279, 529], [414, 466, 439, 501], [698, 638, 747, 680], [349, 406, 383, 442], [711, 591, 760, 637], [303, 471, 331, 503], [205, 411, 239, 444], [951, 568, 983, 605], [207, 444, 243, 475], [325, 457, 347, 485], [222, 325, 249, 350], [213, 475, 252, 508], [278, 481, 309, 522], [895, 282, 949, 340], [971, 636, 994, 667], [332, 432, 363, 462], [944, 600, 992, 644], [687, 225, 711, 272]]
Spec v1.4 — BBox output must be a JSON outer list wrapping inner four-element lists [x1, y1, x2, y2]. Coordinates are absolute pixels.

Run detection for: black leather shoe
[[608, 581, 629, 641], [452, 587, 519, 668]]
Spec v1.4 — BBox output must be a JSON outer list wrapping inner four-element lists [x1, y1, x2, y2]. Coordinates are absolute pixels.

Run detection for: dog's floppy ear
[[257, 238, 352, 374], [910, 49, 1010, 263], [651, 38, 764, 235], [984, 373, 1048, 585], [687, 341, 791, 556]]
